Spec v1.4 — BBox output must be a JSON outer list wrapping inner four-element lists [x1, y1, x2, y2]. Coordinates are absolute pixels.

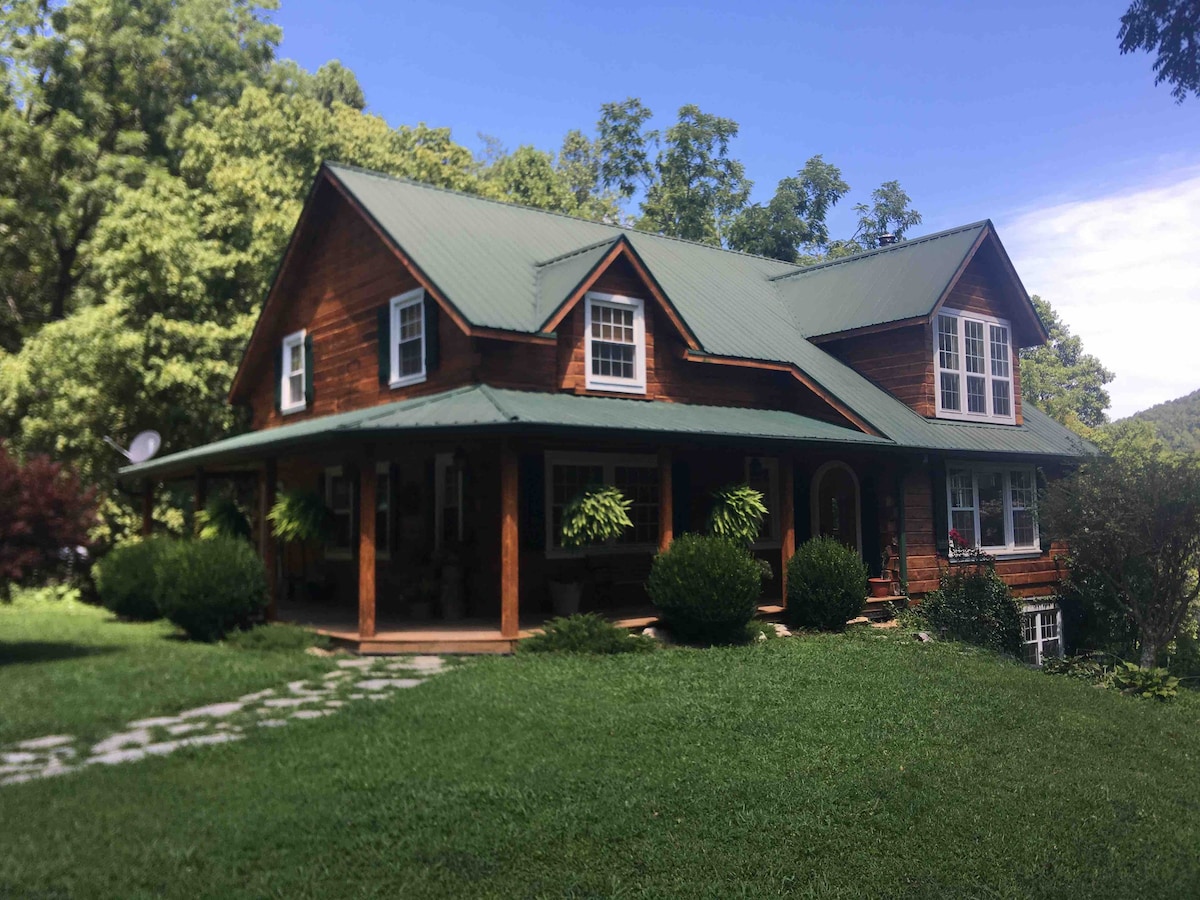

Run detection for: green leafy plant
[[156, 536, 268, 642], [1041, 653, 1110, 682], [519, 613, 657, 654], [647, 533, 763, 645], [920, 554, 1022, 655], [785, 536, 868, 632], [197, 496, 252, 542], [560, 486, 633, 551], [707, 483, 767, 546], [93, 536, 174, 621], [268, 489, 333, 582], [1108, 661, 1180, 701], [223, 623, 332, 653]]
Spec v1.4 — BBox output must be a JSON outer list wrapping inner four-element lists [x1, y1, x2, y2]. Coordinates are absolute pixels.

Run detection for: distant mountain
[[1123, 389, 1200, 454]]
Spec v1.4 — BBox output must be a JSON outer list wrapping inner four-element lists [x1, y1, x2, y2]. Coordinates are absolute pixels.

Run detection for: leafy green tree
[[640, 104, 752, 245], [484, 144, 618, 219], [1124, 388, 1200, 454], [1119, 0, 1200, 103], [851, 180, 924, 248], [596, 97, 657, 204], [727, 155, 850, 261], [1019, 295, 1115, 429]]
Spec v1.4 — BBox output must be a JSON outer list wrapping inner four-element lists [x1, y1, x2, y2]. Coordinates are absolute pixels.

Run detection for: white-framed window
[[389, 288, 426, 389], [744, 456, 780, 548], [1021, 601, 1062, 666], [280, 329, 306, 414], [584, 292, 646, 394], [434, 452, 464, 550], [935, 309, 1015, 423], [945, 464, 1040, 555], [324, 466, 354, 560], [375, 461, 391, 560], [545, 452, 658, 554]]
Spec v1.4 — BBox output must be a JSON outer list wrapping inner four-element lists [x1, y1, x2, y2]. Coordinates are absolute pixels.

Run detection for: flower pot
[[549, 580, 582, 617], [868, 577, 892, 599], [440, 565, 465, 621]]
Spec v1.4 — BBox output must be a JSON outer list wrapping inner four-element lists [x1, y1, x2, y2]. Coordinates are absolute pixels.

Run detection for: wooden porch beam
[[658, 448, 673, 553], [780, 457, 795, 606], [358, 460, 377, 640], [500, 444, 519, 640], [260, 459, 278, 620]]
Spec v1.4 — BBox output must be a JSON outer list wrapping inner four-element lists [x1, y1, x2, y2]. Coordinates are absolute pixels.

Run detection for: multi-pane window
[[545, 453, 658, 552], [584, 292, 646, 394], [1021, 603, 1062, 665], [375, 463, 391, 560], [390, 288, 426, 387], [281, 330, 306, 413], [325, 467, 354, 560], [745, 456, 781, 546], [935, 310, 1015, 423], [434, 453, 464, 549], [945, 465, 1040, 554]]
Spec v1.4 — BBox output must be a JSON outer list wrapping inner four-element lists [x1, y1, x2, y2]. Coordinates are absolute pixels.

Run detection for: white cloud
[[1000, 168, 1200, 419]]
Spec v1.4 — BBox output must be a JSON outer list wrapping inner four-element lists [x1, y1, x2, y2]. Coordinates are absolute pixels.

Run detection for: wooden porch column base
[[658, 448, 673, 553], [780, 457, 795, 606], [358, 460, 377, 639], [500, 444, 519, 640]]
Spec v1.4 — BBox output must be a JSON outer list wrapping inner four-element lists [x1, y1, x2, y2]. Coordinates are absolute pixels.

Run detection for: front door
[[811, 462, 860, 553]]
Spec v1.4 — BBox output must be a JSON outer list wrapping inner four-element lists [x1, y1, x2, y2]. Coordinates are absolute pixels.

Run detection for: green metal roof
[[121, 385, 1091, 480]]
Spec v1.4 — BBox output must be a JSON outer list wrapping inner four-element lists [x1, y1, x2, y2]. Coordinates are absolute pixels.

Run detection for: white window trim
[[434, 452, 464, 551], [389, 288, 427, 389], [744, 456, 781, 549], [945, 462, 1041, 557], [544, 451, 657, 557], [375, 461, 391, 561], [1021, 600, 1062, 666], [280, 329, 307, 415], [324, 465, 354, 561], [583, 291, 647, 395], [934, 308, 1016, 424], [810, 460, 862, 555]]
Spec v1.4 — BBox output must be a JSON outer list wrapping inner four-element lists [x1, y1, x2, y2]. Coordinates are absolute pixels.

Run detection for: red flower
[[948, 528, 966, 548]]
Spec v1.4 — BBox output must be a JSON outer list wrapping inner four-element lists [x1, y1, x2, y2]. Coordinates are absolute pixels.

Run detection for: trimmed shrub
[[519, 613, 656, 654], [647, 533, 762, 644], [156, 536, 268, 641], [920, 554, 1021, 655], [785, 536, 868, 631], [94, 536, 173, 621]]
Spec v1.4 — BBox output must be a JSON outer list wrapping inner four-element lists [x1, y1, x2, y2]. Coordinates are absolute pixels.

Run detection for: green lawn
[[4, 598, 1200, 898]]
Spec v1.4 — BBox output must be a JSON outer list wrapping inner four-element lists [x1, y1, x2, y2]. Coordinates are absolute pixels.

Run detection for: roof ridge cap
[[768, 221, 992, 282], [534, 236, 621, 268]]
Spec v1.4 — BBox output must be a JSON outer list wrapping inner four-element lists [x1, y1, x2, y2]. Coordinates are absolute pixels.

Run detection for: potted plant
[[436, 542, 466, 621], [868, 546, 893, 598], [551, 485, 633, 616], [268, 488, 334, 603], [408, 569, 437, 621]]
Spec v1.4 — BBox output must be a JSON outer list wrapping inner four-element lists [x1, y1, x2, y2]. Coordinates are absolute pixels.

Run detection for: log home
[[121, 162, 1092, 656]]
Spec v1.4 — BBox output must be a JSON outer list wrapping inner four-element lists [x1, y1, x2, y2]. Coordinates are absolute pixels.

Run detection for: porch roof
[[120, 385, 1091, 481]]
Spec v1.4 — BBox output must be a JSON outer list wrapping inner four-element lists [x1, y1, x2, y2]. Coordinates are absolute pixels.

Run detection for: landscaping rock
[[772, 623, 792, 638]]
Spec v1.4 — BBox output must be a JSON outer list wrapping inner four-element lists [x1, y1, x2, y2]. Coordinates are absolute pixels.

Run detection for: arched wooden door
[[810, 462, 861, 554]]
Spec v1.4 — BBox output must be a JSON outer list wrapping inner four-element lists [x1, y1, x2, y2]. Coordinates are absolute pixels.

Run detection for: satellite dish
[[103, 430, 162, 464]]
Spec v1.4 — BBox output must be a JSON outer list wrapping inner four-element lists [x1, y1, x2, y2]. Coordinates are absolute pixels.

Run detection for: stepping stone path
[[0, 655, 447, 787]]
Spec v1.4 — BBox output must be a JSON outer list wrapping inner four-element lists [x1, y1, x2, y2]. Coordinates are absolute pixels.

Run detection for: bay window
[[935, 310, 1014, 423], [945, 464, 1040, 555]]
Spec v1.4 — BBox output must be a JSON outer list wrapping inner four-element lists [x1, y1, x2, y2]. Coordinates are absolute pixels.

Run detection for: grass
[[5, 598, 1200, 897], [0, 587, 335, 744]]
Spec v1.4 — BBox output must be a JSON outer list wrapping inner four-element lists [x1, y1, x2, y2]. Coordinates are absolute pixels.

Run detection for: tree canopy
[[1121, 387, 1200, 454], [1119, 0, 1200, 102], [1019, 295, 1115, 429]]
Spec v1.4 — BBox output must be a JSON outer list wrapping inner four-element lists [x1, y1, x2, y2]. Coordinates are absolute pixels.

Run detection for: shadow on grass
[[0, 642, 117, 666]]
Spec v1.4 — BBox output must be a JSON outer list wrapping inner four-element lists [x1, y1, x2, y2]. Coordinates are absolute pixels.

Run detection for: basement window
[[935, 310, 1014, 423], [584, 292, 646, 394], [1021, 602, 1062, 666]]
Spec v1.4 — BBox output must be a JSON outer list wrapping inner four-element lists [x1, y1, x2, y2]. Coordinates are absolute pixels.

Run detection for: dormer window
[[584, 291, 646, 394], [280, 329, 307, 414], [935, 309, 1014, 423], [389, 288, 427, 388]]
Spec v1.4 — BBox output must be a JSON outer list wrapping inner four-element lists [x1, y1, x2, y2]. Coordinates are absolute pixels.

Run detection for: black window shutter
[[424, 293, 439, 372], [303, 334, 314, 408], [273, 344, 283, 413], [671, 459, 690, 536], [520, 453, 545, 551], [377, 305, 391, 385], [931, 461, 949, 555]]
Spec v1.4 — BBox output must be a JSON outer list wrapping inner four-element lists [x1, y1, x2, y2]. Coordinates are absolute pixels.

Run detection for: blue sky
[[274, 0, 1200, 417]]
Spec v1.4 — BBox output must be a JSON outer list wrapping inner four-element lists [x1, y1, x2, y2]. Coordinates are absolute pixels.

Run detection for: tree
[[0, 441, 98, 598], [1043, 447, 1200, 666], [640, 104, 752, 245], [727, 155, 849, 261], [484, 144, 618, 219], [1119, 0, 1200, 103], [850, 180, 923, 249], [596, 97, 657, 203], [1020, 295, 1115, 429]]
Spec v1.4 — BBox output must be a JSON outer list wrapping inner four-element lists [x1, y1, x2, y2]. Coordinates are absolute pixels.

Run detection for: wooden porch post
[[358, 460, 377, 639], [500, 443, 519, 640], [140, 480, 154, 536], [780, 457, 795, 606], [658, 448, 673, 553], [193, 467, 207, 534], [260, 459, 278, 620]]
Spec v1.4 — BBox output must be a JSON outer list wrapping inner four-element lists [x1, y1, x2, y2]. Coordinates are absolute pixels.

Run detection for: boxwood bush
[[920, 555, 1021, 655], [156, 536, 268, 641], [785, 536, 868, 631], [647, 533, 762, 644], [94, 536, 173, 621]]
